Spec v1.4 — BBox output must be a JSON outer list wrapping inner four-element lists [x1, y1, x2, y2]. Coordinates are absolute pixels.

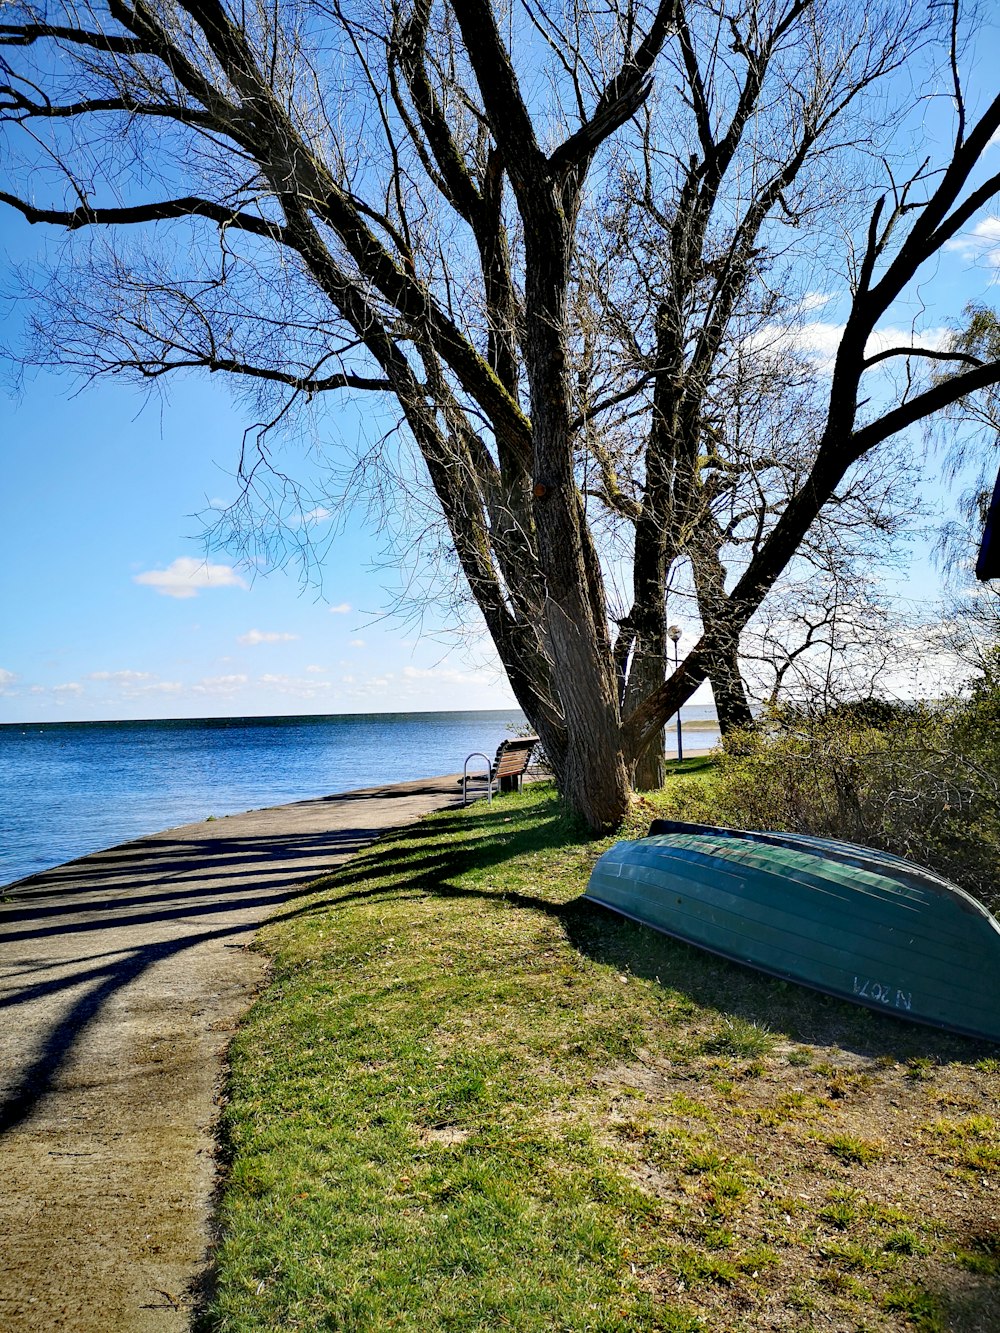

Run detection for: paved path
[[0, 776, 461, 1332]]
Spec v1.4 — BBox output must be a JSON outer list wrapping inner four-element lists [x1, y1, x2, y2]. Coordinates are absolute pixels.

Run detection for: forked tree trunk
[[691, 525, 754, 735], [622, 479, 671, 791]]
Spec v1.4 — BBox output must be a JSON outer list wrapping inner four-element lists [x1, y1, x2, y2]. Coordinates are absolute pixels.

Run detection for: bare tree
[[3, 0, 1000, 830], [742, 583, 914, 710]]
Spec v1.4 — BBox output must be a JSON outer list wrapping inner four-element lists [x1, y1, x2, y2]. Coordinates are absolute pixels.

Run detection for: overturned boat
[[585, 819, 1000, 1042]]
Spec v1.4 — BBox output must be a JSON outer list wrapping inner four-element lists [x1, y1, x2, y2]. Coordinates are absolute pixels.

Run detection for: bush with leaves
[[657, 666, 1000, 912]]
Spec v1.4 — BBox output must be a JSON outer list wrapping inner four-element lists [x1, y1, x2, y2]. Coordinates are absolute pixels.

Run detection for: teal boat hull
[[585, 821, 1000, 1042]]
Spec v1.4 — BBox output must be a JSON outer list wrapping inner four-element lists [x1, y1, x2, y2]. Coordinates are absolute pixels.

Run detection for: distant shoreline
[[1, 707, 720, 731]]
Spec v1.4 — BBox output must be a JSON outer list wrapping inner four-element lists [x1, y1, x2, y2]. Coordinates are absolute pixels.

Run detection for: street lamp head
[[667, 625, 682, 643]]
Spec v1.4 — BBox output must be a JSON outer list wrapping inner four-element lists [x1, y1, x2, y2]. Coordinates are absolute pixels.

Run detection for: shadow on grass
[[662, 755, 718, 777], [299, 798, 591, 917], [927, 1222, 1000, 1330], [558, 897, 997, 1064], [307, 800, 997, 1068]]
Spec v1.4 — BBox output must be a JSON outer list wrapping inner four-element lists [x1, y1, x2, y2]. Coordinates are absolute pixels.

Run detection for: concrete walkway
[[0, 775, 461, 1332]]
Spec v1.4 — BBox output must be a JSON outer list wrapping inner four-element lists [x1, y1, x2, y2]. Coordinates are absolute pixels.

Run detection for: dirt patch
[[417, 1125, 471, 1146], [592, 1043, 1000, 1330]]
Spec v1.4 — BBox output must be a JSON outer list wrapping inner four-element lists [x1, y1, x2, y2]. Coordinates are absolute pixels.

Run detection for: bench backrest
[[493, 737, 537, 779]]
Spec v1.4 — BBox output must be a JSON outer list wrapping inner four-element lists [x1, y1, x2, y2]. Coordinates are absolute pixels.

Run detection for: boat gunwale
[[646, 819, 1000, 934]]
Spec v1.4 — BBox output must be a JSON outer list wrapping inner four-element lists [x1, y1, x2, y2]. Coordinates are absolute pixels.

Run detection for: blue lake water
[[0, 706, 719, 887]]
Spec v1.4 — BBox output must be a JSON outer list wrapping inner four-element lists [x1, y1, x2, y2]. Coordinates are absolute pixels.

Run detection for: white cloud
[[0, 668, 17, 693], [329, 602, 352, 614], [756, 320, 950, 373], [191, 674, 249, 694], [257, 672, 335, 697], [89, 670, 183, 696], [798, 292, 833, 314], [402, 665, 477, 685], [237, 629, 300, 646], [53, 682, 83, 694], [944, 215, 1000, 267], [305, 664, 326, 673], [350, 638, 366, 648], [343, 674, 394, 697], [864, 324, 950, 359], [791, 320, 846, 368], [90, 669, 155, 682], [133, 557, 248, 599], [303, 506, 333, 523]]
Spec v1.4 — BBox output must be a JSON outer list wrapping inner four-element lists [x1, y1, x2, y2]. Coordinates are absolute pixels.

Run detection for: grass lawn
[[662, 757, 718, 778], [203, 784, 1000, 1332]]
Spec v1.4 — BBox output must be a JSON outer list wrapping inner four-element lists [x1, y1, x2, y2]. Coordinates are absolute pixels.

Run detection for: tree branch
[[138, 356, 392, 393], [548, 0, 678, 176], [0, 89, 217, 129], [448, 0, 545, 194], [391, 0, 482, 222], [0, 23, 150, 55], [0, 191, 290, 242], [862, 345, 983, 371], [851, 359, 1000, 456]]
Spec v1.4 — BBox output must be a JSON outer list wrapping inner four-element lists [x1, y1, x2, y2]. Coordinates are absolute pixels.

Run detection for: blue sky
[[2, 26, 999, 725], [0, 304, 525, 721], [0, 365, 527, 720]]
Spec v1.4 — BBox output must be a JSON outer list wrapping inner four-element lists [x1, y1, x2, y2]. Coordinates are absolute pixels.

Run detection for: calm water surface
[[0, 706, 719, 887]]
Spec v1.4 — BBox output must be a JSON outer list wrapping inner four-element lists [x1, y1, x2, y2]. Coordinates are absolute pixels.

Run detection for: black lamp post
[[667, 625, 683, 764]]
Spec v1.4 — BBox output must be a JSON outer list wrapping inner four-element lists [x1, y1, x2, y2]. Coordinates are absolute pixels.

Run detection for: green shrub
[[653, 657, 1000, 912]]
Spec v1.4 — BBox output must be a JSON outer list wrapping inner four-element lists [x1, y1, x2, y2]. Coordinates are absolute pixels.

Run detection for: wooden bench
[[491, 736, 538, 793], [462, 736, 538, 804]]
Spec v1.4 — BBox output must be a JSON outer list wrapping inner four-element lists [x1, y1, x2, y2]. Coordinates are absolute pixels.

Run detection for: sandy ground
[[0, 775, 460, 1332]]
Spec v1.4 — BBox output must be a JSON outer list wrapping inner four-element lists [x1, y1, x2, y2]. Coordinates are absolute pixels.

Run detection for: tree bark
[[523, 217, 632, 829], [707, 652, 754, 734], [691, 522, 754, 733], [624, 644, 667, 789]]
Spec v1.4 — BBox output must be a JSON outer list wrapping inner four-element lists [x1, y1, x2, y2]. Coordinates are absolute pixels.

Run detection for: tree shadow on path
[[0, 813, 433, 1136]]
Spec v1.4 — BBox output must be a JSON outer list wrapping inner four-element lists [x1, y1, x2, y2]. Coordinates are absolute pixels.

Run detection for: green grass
[[822, 1132, 886, 1166], [202, 784, 1000, 1332], [662, 755, 718, 779], [699, 1015, 775, 1058]]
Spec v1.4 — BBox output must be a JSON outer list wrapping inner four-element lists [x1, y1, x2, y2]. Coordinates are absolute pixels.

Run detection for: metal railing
[[462, 752, 493, 806]]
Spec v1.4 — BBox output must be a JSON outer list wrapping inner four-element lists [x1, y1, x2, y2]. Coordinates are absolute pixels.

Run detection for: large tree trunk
[[621, 405, 672, 791], [521, 195, 632, 831], [691, 519, 754, 735]]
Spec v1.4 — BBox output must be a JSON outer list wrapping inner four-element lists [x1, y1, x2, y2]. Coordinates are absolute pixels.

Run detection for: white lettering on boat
[[853, 977, 913, 1010]]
